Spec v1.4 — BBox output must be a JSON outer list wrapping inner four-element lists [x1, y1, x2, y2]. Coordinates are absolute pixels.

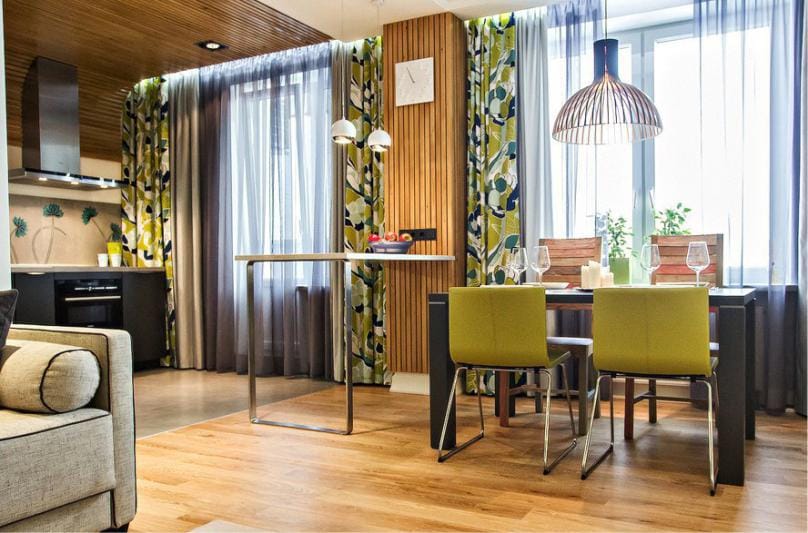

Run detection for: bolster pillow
[[0, 340, 101, 413]]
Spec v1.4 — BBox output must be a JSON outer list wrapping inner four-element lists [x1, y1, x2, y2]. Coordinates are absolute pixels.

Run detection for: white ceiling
[[259, 0, 553, 41]]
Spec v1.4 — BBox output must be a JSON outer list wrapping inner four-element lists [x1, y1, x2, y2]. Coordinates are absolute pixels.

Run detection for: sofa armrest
[[7, 325, 137, 527]]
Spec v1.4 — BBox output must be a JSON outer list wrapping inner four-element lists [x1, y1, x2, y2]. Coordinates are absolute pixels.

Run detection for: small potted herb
[[606, 211, 631, 285]]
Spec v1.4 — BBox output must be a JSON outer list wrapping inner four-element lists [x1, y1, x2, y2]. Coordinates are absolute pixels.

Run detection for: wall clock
[[395, 57, 434, 106]]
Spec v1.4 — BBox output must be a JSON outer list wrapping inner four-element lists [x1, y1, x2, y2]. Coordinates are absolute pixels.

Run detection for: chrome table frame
[[237, 252, 455, 436]]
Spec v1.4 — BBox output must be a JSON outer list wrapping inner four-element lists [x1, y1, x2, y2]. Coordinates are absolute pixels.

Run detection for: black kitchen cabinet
[[13, 272, 57, 325], [12, 270, 167, 369]]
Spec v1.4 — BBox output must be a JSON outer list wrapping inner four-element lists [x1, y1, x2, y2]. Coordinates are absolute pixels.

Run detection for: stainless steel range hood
[[9, 57, 121, 191]]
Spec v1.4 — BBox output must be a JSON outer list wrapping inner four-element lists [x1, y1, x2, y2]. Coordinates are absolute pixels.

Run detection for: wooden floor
[[132, 386, 807, 532]]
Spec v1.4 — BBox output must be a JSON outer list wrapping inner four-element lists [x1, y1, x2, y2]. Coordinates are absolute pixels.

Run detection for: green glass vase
[[610, 257, 630, 285]]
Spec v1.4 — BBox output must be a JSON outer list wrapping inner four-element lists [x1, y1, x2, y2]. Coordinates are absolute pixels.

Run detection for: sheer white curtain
[[546, 0, 604, 238], [221, 44, 334, 377]]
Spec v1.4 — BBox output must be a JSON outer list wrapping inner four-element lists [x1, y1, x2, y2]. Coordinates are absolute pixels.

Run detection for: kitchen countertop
[[12, 264, 166, 273]]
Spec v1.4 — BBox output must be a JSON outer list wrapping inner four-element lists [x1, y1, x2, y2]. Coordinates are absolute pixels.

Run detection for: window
[[548, 16, 773, 284]]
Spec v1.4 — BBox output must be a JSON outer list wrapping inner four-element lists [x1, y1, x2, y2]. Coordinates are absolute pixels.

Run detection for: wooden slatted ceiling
[[383, 13, 466, 374], [3, 0, 330, 161]]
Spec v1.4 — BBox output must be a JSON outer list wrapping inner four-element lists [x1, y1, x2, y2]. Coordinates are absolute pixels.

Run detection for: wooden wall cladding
[[382, 13, 466, 374], [3, 0, 330, 162]]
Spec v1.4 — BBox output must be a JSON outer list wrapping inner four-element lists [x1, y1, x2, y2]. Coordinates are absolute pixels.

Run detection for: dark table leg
[[624, 378, 634, 440], [745, 301, 756, 440], [429, 295, 455, 450], [717, 304, 748, 485]]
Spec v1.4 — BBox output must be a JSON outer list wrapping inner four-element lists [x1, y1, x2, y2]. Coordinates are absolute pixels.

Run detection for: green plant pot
[[610, 257, 630, 285], [106, 242, 122, 256]]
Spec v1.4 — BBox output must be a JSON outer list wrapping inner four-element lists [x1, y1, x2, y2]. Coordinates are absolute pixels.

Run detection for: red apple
[[368, 234, 381, 243], [384, 231, 398, 242]]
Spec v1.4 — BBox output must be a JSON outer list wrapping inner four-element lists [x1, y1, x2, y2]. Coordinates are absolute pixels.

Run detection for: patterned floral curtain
[[121, 77, 175, 366], [466, 15, 520, 393], [345, 37, 388, 384], [466, 14, 520, 287]]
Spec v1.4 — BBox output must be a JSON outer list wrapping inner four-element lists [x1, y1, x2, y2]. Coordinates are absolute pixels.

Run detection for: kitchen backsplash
[[9, 195, 120, 265]]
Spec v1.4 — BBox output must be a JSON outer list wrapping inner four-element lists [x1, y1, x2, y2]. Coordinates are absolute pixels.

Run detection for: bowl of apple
[[368, 232, 414, 254]]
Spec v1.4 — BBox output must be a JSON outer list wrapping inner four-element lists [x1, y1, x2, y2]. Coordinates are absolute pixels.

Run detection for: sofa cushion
[[0, 289, 17, 350], [0, 340, 100, 413], [0, 407, 116, 527]]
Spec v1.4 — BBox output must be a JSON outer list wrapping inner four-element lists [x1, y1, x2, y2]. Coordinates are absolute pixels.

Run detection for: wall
[[0, 4, 11, 288], [383, 13, 467, 374], [8, 194, 119, 265]]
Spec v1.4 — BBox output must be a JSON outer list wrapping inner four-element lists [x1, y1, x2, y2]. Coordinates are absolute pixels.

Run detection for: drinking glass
[[530, 245, 551, 285], [508, 247, 528, 285], [640, 244, 661, 284], [686, 241, 711, 286]]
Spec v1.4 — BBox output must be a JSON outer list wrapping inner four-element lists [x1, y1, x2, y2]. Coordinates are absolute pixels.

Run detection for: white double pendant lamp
[[331, 117, 357, 145], [553, 38, 662, 145], [368, 127, 391, 152]]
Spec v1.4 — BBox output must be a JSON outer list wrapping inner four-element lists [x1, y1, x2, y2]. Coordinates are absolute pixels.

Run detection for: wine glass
[[530, 245, 551, 285], [508, 247, 528, 285], [640, 244, 661, 284], [686, 241, 710, 286]]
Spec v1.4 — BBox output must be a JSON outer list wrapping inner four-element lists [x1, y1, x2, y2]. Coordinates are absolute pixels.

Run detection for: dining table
[[428, 286, 757, 486]]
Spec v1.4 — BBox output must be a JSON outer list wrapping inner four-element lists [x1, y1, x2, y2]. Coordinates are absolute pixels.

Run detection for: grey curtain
[[168, 70, 205, 370], [797, 0, 807, 416], [695, 0, 805, 414], [199, 62, 236, 373], [197, 43, 334, 377], [517, 8, 554, 265]]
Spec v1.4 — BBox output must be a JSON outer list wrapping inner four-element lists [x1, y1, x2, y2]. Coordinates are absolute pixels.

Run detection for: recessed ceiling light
[[196, 40, 227, 51]]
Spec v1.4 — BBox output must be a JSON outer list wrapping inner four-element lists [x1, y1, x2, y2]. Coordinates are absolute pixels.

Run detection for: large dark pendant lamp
[[552, 10, 662, 145]]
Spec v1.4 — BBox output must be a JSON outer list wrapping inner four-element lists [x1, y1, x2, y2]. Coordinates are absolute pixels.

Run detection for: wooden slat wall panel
[[383, 13, 466, 374], [4, 0, 330, 161]]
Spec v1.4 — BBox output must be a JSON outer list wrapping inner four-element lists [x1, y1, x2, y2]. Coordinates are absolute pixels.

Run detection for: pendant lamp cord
[[341, 0, 347, 119], [604, 0, 608, 40], [376, 1, 382, 129]]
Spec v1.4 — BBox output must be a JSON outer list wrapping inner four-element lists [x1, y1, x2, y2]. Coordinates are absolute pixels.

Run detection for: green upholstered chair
[[581, 287, 719, 494], [438, 286, 577, 474]]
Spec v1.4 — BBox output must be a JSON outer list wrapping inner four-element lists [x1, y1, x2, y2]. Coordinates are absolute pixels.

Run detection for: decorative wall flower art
[[32, 203, 66, 264]]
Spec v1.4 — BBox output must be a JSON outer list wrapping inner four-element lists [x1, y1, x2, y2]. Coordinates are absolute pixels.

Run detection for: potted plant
[[654, 202, 692, 235], [606, 211, 631, 285]]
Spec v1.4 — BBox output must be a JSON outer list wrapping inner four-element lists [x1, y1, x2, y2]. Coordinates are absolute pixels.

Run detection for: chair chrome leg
[[540, 369, 578, 475], [704, 377, 718, 495], [438, 367, 485, 463], [581, 373, 614, 480], [711, 371, 720, 419]]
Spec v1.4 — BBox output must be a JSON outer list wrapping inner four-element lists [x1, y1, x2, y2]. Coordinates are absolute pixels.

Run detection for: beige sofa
[[0, 325, 136, 532]]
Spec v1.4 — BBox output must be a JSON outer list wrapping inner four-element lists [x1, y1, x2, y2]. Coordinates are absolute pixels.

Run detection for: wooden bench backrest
[[538, 237, 602, 287], [650, 233, 724, 287]]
